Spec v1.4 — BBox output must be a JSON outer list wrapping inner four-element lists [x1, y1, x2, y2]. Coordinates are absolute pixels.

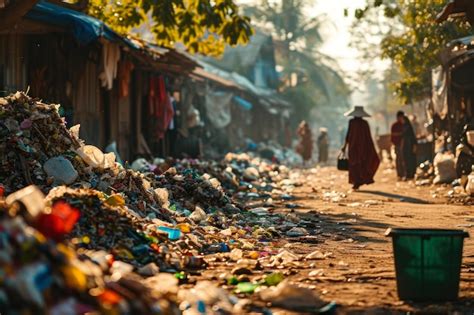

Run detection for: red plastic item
[[0, 186, 4, 197], [98, 289, 123, 305], [36, 200, 80, 241]]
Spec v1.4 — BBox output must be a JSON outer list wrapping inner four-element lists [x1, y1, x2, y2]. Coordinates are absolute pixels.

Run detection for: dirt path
[[290, 165, 474, 314]]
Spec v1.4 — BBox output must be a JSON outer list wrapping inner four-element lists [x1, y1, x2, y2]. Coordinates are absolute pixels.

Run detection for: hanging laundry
[[148, 76, 175, 139], [98, 40, 121, 90], [118, 60, 134, 98]]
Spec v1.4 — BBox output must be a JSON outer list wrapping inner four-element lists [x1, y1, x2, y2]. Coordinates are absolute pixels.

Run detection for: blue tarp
[[233, 96, 253, 110], [26, 1, 136, 47]]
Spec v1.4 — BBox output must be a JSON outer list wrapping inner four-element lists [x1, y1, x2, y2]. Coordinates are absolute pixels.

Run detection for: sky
[[311, 0, 374, 105], [312, 0, 366, 78]]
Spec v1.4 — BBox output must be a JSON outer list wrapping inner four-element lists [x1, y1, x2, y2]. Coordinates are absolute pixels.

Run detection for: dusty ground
[[201, 163, 474, 314], [291, 165, 474, 314]]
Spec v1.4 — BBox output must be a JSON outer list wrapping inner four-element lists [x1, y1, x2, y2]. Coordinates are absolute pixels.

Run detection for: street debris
[[0, 93, 334, 313]]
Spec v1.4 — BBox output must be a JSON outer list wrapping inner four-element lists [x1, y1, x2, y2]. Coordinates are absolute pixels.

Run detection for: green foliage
[[354, 0, 472, 104], [245, 0, 350, 124], [87, 0, 253, 56]]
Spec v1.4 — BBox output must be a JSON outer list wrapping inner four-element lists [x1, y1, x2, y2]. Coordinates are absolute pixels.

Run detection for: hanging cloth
[[148, 76, 174, 139], [118, 60, 134, 98], [205, 88, 233, 129], [98, 40, 121, 90]]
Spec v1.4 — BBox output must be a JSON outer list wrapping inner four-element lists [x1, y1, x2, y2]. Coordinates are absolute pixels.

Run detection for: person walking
[[391, 111, 406, 181], [402, 115, 417, 179], [342, 106, 380, 190], [296, 121, 313, 166], [317, 127, 329, 163]]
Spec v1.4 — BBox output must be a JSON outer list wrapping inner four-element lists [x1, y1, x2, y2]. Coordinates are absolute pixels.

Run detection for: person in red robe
[[296, 121, 313, 166], [342, 106, 380, 190]]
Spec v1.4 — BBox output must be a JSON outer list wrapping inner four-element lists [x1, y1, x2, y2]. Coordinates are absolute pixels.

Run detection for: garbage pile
[[0, 189, 181, 314], [0, 93, 335, 313]]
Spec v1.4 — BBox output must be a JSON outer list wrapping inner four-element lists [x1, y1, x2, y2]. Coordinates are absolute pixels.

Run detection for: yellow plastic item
[[61, 265, 87, 290], [177, 223, 191, 233], [105, 194, 125, 207]]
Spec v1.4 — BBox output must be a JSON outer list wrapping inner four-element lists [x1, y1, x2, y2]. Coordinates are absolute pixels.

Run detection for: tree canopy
[[245, 0, 350, 125], [353, 0, 472, 104], [88, 0, 253, 56]]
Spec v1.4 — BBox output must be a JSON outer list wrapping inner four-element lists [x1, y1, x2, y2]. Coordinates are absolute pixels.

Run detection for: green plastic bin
[[386, 228, 469, 301]]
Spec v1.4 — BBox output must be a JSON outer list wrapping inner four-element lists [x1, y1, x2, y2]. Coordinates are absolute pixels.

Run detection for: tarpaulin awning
[[233, 96, 253, 110], [26, 1, 137, 47]]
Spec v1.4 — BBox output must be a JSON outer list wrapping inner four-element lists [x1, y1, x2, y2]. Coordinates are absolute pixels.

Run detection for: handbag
[[337, 150, 349, 171]]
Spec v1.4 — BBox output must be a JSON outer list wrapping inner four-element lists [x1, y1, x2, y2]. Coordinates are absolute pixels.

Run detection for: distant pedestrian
[[317, 127, 329, 163], [391, 111, 405, 180], [342, 106, 380, 190], [296, 121, 313, 166], [402, 115, 417, 180]]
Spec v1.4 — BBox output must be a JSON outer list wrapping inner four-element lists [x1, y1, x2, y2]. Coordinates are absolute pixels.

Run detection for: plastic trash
[[158, 226, 182, 240], [249, 207, 269, 216], [5, 185, 45, 219], [263, 272, 284, 286], [76, 145, 106, 168], [229, 248, 244, 261], [154, 188, 170, 209], [35, 200, 80, 241], [433, 152, 457, 184], [259, 281, 328, 311], [286, 227, 308, 237], [243, 167, 260, 181], [189, 206, 207, 223], [110, 261, 134, 278], [145, 273, 179, 295], [43, 156, 79, 185], [236, 282, 258, 294], [105, 141, 123, 165], [105, 194, 125, 207], [137, 262, 160, 277], [204, 242, 230, 253], [273, 250, 300, 263], [13, 263, 52, 307], [305, 250, 328, 260]]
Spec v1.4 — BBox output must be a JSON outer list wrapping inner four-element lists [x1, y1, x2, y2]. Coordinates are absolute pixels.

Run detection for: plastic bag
[[433, 152, 457, 184]]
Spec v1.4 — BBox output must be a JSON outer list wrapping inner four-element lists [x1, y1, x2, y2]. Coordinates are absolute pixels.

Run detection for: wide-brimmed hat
[[344, 106, 371, 118]]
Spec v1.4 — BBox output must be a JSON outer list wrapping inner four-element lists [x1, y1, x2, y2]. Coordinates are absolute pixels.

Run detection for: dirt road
[[289, 165, 474, 314], [198, 163, 474, 314]]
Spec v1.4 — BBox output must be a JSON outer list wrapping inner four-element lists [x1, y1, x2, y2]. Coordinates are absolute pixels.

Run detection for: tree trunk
[[0, 0, 39, 29]]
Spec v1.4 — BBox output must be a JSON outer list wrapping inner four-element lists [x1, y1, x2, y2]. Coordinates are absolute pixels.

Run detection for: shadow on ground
[[296, 210, 391, 244], [357, 190, 431, 205]]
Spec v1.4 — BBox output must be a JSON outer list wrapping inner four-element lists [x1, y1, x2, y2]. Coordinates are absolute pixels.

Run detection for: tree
[[87, 0, 253, 56], [244, 0, 350, 125], [353, 0, 472, 104]]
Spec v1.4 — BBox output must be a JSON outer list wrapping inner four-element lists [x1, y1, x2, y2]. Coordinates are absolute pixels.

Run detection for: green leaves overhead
[[88, 0, 253, 56], [354, 0, 472, 103]]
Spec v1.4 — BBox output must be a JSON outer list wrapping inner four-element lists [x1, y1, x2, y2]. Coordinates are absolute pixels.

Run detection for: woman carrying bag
[[341, 106, 380, 190]]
